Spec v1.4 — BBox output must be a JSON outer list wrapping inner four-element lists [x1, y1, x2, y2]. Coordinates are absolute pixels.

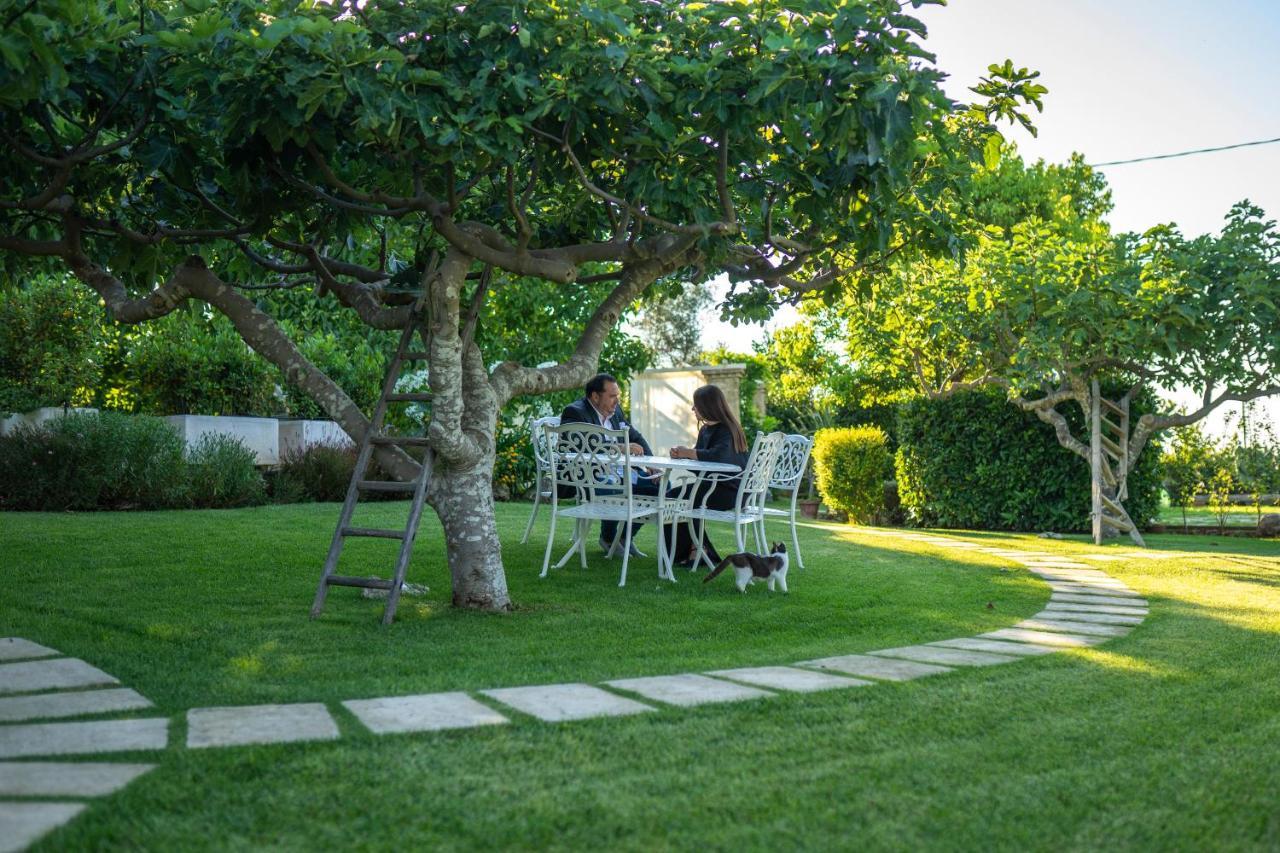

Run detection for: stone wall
[[630, 364, 751, 455]]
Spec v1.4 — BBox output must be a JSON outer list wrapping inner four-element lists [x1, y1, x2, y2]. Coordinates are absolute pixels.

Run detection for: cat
[[702, 542, 789, 594]]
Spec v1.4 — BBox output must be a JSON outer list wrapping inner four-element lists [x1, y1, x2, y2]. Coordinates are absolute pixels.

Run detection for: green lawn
[[4, 502, 1279, 850], [1157, 502, 1280, 528]]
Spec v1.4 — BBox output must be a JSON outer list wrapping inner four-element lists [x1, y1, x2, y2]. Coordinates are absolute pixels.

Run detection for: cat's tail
[[702, 557, 732, 584]]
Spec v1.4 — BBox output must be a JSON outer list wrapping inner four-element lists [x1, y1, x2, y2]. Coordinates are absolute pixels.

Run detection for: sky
[[697, 0, 1280, 355]]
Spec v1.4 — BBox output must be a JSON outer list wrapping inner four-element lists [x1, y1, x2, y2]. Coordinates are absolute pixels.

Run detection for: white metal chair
[[520, 415, 560, 544], [759, 433, 814, 569], [675, 431, 786, 570], [540, 422, 659, 587]]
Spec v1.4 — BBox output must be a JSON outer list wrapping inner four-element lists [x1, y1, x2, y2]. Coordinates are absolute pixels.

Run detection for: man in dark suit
[[559, 373, 658, 557]]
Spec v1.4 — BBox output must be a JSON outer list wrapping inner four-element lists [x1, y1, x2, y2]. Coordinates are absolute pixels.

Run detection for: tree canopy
[[0, 0, 1042, 607]]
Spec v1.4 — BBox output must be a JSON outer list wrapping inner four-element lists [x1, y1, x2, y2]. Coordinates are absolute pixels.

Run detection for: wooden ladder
[[310, 303, 434, 625], [1090, 379, 1145, 547]]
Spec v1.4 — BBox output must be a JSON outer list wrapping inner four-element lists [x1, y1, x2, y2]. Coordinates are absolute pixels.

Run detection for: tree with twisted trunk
[[0, 0, 1040, 608]]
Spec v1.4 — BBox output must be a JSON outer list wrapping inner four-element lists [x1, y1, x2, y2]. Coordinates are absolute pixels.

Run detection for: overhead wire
[[1088, 136, 1280, 168]]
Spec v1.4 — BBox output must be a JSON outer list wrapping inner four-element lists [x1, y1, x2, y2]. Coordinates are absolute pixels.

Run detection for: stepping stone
[[0, 761, 155, 796], [1033, 570, 1121, 582], [929, 637, 1062, 657], [0, 639, 59, 662], [0, 659, 118, 695], [0, 718, 168, 759], [481, 684, 655, 722], [1045, 582, 1137, 595], [1043, 602, 1148, 617], [1017, 619, 1131, 637], [0, 688, 153, 723], [1034, 609, 1144, 626], [981, 629, 1101, 648], [869, 645, 1019, 666], [342, 693, 508, 734], [604, 674, 774, 707], [187, 703, 339, 749], [705, 666, 873, 693], [1075, 554, 1130, 561], [0, 801, 86, 853], [1052, 593, 1149, 608], [794, 654, 952, 681], [1024, 561, 1093, 569]]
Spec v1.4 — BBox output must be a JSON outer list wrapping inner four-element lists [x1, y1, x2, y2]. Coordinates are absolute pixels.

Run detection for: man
[[559, 373, 657, 557]]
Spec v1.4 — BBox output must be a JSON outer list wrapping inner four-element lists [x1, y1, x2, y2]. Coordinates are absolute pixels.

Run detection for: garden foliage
[[895, 389, 1162, 531], [811, 426, 891, 523]]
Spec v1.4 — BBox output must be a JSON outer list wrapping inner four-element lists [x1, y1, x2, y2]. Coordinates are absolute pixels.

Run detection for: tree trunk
[[428, 454, 513, 611]]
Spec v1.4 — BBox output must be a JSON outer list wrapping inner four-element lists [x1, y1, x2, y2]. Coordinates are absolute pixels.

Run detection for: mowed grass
[[3, 503, 1280, 850]]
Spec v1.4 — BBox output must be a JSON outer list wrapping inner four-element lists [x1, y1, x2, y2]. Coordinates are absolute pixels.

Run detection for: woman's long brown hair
[[692, 384, 748, 453]]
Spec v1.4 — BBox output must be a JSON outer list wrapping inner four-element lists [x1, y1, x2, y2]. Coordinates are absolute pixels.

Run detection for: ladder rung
[[357, 480, 418, 492], [1100, 514, 1134, 532], [1100, 435, 1124, 460], [1100, 398, 1126, 416], [370, 435, 431, 446], [401, 351, 430, 361], [1100, 416, 1123, 436], [387, 393, 433, 402], [341, 526, 406, 540], [326, 575, 396, 590]]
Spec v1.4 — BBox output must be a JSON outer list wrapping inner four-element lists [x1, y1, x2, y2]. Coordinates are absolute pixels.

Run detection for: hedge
[[894, 388, 1162, 532], [811, 425, 891, 523]]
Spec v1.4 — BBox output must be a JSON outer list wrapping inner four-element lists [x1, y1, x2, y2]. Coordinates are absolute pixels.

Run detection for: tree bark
[[429, 459, 512, 611]]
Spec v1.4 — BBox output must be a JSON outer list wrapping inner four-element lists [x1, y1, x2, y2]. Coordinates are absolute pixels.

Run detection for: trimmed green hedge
[[812, 425, 890, 523], [894, 388, 1162, 532]]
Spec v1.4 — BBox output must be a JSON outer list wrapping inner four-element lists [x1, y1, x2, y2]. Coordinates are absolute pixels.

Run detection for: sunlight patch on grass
[[1071, 648, 1185, 678]]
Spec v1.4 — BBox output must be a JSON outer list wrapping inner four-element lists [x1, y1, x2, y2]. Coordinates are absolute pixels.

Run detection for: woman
[[667, 384, 750, 568]]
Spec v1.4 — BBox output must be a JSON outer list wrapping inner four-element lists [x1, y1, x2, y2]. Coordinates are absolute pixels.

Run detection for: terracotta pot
[[798, 499, 820, 519]]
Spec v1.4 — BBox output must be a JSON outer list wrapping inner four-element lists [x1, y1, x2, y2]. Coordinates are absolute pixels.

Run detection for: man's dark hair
[[585, 373, 617, 396]]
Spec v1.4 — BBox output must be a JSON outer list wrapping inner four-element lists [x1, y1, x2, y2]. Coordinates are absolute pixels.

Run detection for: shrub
[[185, 434, 267, 508], [0, 275, 108, 413], [811, 426, 891, 523], [0, 412, 187, 510], [126, 310, 278, 417], [493, 418, 537, 500], [274, 442, 360, 503], [895, 388, 1163, 532]]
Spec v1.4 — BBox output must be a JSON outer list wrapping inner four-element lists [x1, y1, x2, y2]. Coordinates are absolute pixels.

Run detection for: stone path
[[0, 531, 1153, 850]]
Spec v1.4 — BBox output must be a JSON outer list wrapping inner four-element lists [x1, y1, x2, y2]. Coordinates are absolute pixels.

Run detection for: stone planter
[[278, 419, 354, 459], [165, 415, 280, 466], [798, 498, 821, 519], [0, 407, 99, 436]]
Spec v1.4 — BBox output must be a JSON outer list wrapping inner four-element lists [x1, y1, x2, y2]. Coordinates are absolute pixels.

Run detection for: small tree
[[1208, 467, 1235, 536], [1162, 424, 1215, 532]]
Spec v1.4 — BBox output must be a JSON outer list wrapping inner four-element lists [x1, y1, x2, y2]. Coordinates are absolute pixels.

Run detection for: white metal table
[[625, 454, 741, 581]]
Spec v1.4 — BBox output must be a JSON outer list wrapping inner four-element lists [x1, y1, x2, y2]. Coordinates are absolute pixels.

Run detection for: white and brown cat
[[702, 542, 789, 593]]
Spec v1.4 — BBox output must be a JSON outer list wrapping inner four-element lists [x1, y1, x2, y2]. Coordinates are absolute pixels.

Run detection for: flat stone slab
[[481, 684, 655, 722], [0, 761, 155, 796], [795, 654, 953, 681], [0, 688, 153, 723], [0, 801, 86, 853], [1046, 582, 1139, 597], [981, 628, 1102, 648], [929, 637, 1063, 657], [1052, 593, 1149, 608], [706, 666, 873, 693], [604, 674, 774, 707], [1018, 619, 1131, 637], [187, 703, 339, 749], [1033, 609, 1144, 626], [0, 718, 168, 758], [343, 692, 508, 734], [0, 659, 118, 695], [869, 645, 1020, 667], [0, 639, 60, 662], [1043, 602, 1148, 617]]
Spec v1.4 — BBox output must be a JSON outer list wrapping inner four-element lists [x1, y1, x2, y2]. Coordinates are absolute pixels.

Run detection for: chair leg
[[540, 509, 558, 577], [578, 519, 589, 569], [618, 519, 633, 587], [521, 489, 543, 544], [789, 508, 804, 570]]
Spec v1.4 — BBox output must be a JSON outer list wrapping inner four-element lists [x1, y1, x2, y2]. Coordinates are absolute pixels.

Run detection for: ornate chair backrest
[[546, 422, 631, 503], [769, 434, 814, 493], [529, 416, 560, 484], [735, 431, 786, 514]]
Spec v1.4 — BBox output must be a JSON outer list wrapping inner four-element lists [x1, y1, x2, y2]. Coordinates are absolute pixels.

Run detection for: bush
[[273, 442, 360, 503], [185, 434, 267, 508], [276, 326, 390, 420], [0, 275, 108, 413], [0, 412, 187, 510], [895, 388, 1162, 532], [126, 310, 279, 417], [811, 426, 891, 523]]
